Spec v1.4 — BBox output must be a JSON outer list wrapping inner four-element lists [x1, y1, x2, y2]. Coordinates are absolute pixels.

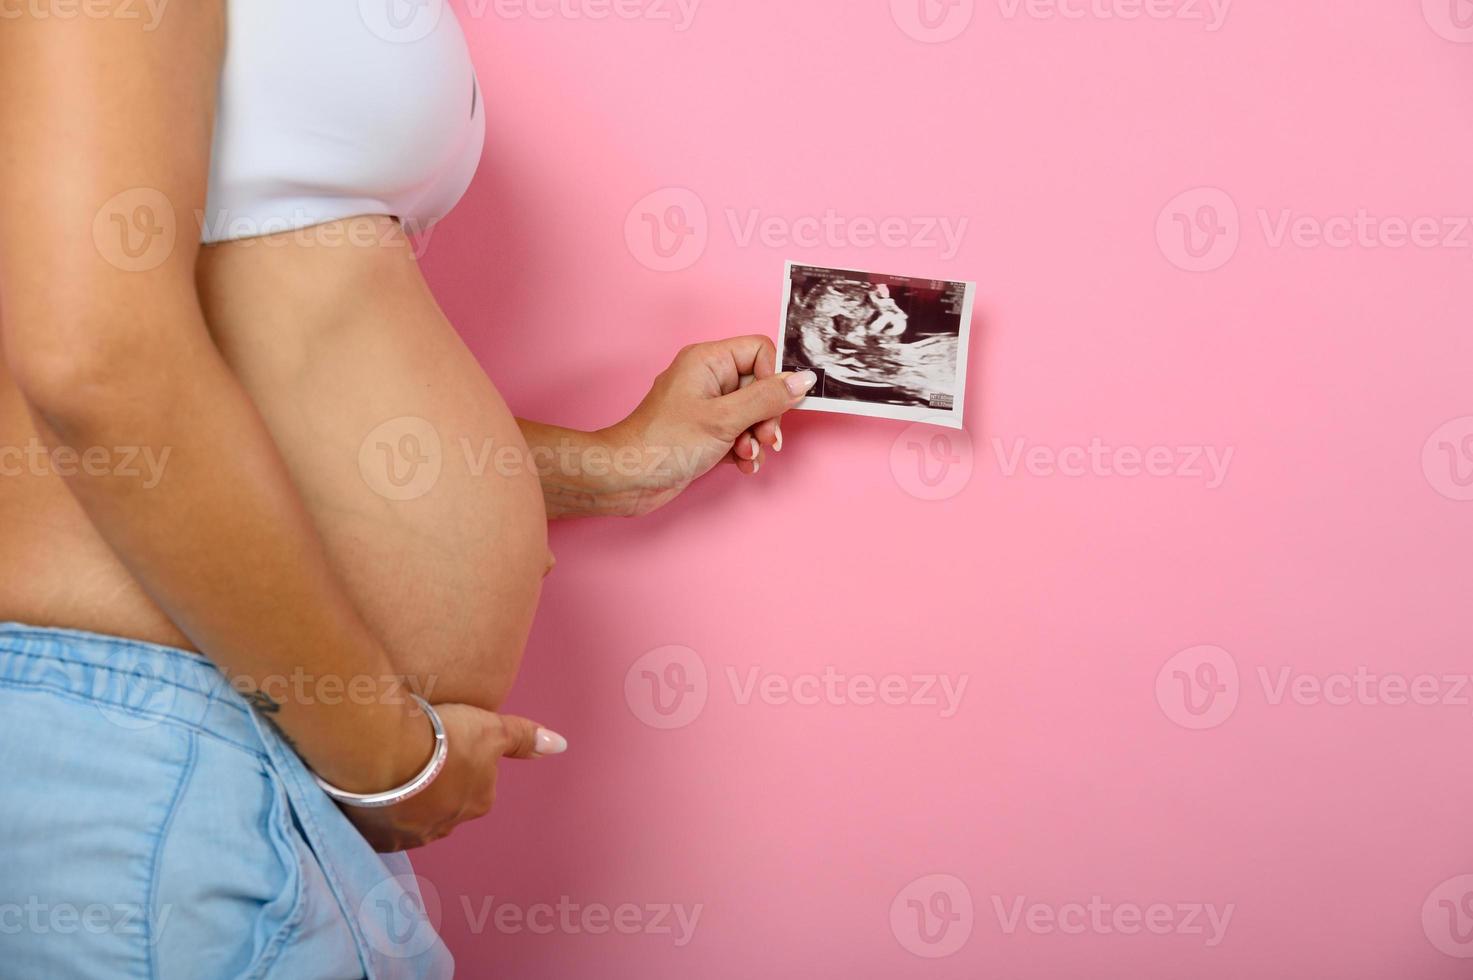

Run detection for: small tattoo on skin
[[242, 690, 298, 752]]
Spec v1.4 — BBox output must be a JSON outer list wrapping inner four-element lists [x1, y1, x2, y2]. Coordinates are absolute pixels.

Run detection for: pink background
[[412, 0, 1473, 976]]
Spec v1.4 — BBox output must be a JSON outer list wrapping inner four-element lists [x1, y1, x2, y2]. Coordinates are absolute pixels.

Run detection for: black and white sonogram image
[[777, 263, 975, 427]]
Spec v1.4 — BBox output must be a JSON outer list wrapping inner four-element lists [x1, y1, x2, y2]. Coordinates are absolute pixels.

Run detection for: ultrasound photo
[[777, 262, 975, 428]]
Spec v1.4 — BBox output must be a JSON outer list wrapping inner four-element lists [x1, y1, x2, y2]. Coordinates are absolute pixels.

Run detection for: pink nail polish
[[535, 728, 568, 756], [785, 371, 817, 396]]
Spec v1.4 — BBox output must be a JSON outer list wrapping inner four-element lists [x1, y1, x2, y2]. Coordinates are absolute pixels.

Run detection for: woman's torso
[[0, 4, 548, 711]]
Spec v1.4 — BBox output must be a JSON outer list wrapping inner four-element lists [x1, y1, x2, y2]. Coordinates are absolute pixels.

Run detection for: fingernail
[[774, 424, 783, 453], [535, 728, 568, 756], [751, 456, 760, 474], [747, 435, 761, 460], [785, 371, 817, 396]]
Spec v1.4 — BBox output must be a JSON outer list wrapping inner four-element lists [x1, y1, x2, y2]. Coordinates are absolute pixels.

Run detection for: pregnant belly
[[197, 220, 549, 711]]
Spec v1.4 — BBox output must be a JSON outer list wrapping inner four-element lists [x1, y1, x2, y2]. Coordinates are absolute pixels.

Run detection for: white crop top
[[201, 1, 485, 244]]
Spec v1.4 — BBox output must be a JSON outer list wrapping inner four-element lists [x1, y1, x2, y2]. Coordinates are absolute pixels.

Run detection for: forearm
[[515, 419, 649, 519], [16, 313, 427, 793]]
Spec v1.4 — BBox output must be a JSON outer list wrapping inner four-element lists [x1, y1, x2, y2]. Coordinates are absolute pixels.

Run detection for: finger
[[719, 445, 759, 475], [733, 378, 769, 459], [749, 350, 781, 452], [490, 714, 568, 760], [686, 335, 779, 394], [716, 371, 816, 439]]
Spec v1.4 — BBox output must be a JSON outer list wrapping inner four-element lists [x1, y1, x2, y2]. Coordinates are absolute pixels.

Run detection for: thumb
[[489, 714, 569, 760], [717, 370, 817, 435]]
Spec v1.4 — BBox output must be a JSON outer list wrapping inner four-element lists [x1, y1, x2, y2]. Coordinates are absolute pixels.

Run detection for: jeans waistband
[[0, 621, 264, 757]]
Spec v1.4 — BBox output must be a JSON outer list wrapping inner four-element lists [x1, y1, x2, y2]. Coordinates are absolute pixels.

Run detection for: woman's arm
[[0, 6, 430, 794], [517, 337, 817, 518]]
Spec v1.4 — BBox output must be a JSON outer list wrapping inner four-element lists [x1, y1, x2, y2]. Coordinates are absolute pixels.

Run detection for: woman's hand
[[518, 335, 816, 518], [341, 704, 566, 853]]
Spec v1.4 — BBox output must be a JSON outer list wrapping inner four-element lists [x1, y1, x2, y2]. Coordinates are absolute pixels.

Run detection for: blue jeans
[[0, 623, 455, 979]]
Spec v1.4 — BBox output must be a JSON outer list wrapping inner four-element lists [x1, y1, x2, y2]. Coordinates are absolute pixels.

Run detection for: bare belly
[[0, 217, 548, 710]]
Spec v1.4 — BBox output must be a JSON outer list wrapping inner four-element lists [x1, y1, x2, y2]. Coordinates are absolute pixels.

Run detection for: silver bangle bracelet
[[312, 694, 449, 809]]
